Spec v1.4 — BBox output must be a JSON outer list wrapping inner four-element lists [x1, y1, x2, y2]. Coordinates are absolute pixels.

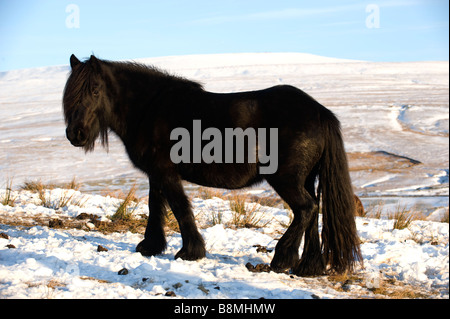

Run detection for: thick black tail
[[318, 109, 363, 274]]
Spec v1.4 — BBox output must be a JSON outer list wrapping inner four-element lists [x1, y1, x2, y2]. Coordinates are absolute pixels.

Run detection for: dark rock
[[97, 245, 108, 252], [49, 219, 64, 228], [118, 268, 128, 275], [246, 262, 271, 273], [253, 244, 273, 253]]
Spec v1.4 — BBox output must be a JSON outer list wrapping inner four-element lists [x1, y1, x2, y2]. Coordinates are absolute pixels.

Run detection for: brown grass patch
[[348, 151, 421, 172], [227, 192, 272, 229], [390, 205, 425, 230], [1, 179, 16, 207], [110, 184, 139, 222], [165, 209, 180, 233], [327, 273, 437, 299], [195, 186, 226, 200], [21, 177, 81, 192]]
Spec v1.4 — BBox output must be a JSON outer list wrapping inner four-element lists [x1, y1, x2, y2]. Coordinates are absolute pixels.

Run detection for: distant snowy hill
[[134, 52, 363, 69]]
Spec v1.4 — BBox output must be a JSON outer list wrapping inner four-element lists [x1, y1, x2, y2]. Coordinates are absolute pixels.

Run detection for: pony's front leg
[[136, 180, 168, 256], [163, 177, 206, 261]]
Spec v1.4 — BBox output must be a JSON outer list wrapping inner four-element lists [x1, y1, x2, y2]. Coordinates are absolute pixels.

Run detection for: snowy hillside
[[0, 52, 448, 299], [0, 52, 448, 214]]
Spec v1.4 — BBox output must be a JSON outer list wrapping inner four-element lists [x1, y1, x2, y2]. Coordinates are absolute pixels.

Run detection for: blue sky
[[0, 0, 448, 71]]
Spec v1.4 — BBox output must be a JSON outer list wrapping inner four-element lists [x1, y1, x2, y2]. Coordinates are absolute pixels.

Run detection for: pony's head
[[63, 54, 110, 152]]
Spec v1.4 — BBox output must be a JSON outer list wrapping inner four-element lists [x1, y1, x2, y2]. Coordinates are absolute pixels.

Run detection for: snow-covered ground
[[0, 52, 448, 299], [0, 188, 448, 299]]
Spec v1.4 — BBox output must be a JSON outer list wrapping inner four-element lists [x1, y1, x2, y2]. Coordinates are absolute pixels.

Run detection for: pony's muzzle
[[66, 126, 87, 147]]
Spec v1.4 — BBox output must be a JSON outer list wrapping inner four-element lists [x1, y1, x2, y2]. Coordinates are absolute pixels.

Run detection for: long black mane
[[63, 57, 203, 152], [63, 58, 109, 151]]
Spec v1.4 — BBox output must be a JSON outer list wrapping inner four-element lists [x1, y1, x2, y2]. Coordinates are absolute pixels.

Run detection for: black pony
[[63, 54, 362, 276]]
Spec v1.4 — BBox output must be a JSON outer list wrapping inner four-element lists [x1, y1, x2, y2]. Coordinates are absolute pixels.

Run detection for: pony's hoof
[[136, 239, 166, 257], [269, 263, 291, 274], [270, 251, 299, 273], [292, 256, 326, 277], [174, 246, 206, 261]]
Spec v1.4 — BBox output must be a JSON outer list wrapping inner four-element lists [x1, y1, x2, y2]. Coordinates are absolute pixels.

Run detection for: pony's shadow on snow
[[0, 225, 314, 298], [70, 232, 137, 252], [4, 247, 315, 298], [140, 246, 316, 299], [163, 252, 315, 299]]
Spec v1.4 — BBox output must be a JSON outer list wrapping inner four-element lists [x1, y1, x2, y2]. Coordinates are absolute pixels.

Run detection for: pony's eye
[[92, 86, 99, 96]]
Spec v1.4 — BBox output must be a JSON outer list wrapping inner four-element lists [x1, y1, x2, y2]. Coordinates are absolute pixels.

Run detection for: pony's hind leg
[[293, 174, 326, 276], [267, 175, 316, 273]]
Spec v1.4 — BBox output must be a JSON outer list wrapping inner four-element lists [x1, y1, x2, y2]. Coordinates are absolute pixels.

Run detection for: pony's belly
[[178, 163, 263, 189]]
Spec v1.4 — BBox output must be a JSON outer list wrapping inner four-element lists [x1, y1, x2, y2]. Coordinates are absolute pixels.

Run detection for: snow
[[0, 52, 448, 299], [0, 188, 448, 299]]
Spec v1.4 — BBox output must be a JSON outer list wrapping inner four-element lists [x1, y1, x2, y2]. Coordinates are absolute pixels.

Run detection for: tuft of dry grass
[[165, 209, 180, 233], [1, 179, 17, 207], [441, 208, 449, 223], [195, 186, 225, 200], [248, 195, 282, 208], [111, 184, 139, 222], [327, 273, 436, 299], [101, 187, 140, 202], [19, 178, 85, 210], [21, 177, 81, 192], [61, 177, 82, 191], [21, 180, 50, 192], [391, 205, 420, 230], [210, 210, 224, 227], [97, 185, 147, 234], [228, 192, 272, 229], [37, 187, 77, 210]]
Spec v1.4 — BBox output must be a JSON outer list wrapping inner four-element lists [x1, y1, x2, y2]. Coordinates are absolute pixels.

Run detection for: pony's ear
[[70, 54, 81, 68], [89, 55, 101, 71]]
